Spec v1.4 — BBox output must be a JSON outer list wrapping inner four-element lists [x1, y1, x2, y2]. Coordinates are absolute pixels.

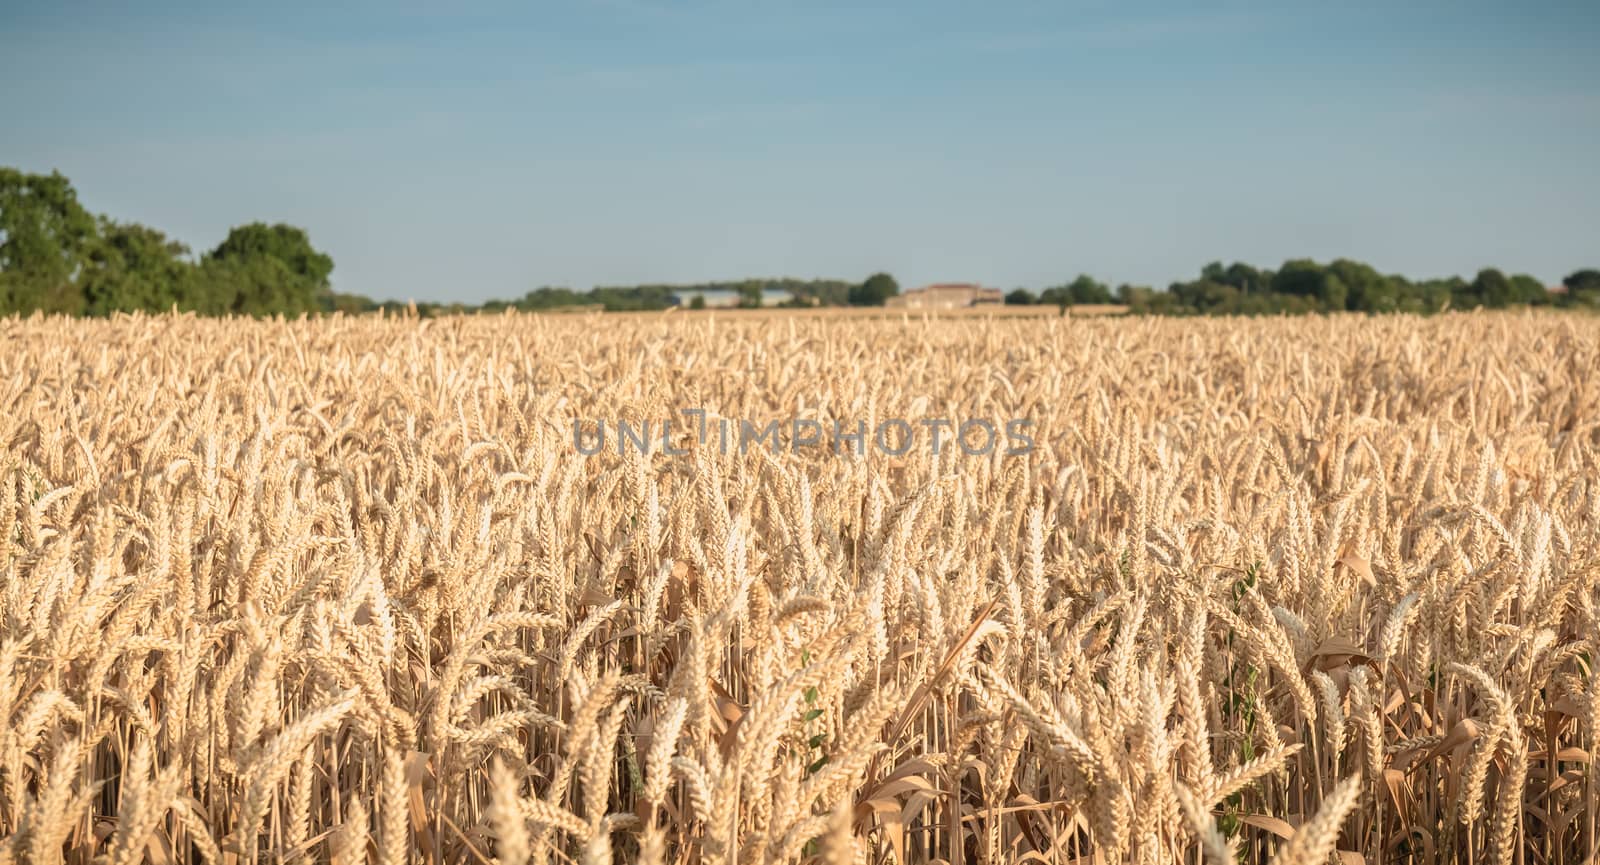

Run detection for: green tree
[[1320, 272, 1348, 311], [0, 168, 98, 314], [1390, 275, 1450, 314], [1565, 269, 1600, 291], [689, 295, 707, 310], [79, 219, 194, 314], [1270, 259, 1324, 300], [1508, 274, 1549, 306], [1198, 281, 1242, 312], [1430, 277, 1466, 312], [849, 272, 899, 306], [1038, 275, 1114, 310], [1270, 259, 1345, 310], [589, 285, 673, 311], [1038, 286, 1068, 312], [1116, 284, 1151, 306], [516, 286, 587, 310], [1469, 268, 1514, 308], [188, 256, 308, 316], [195, 223, 334, 315], [736, 278, 764, 308], [210, 223, 333, 288], [1223, 262, 1270, 294], [1561, 269, 1600, 307], [1327, 258, 1394, 312], [1066, 274, 1114, 305], [1005, 288, 1037, 305]]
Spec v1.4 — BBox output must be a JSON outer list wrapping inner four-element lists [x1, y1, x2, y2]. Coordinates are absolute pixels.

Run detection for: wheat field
[[1, 310, 1596, 865]]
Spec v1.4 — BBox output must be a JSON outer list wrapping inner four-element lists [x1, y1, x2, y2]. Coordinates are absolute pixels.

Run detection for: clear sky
[[3, 1, 1596, 302]]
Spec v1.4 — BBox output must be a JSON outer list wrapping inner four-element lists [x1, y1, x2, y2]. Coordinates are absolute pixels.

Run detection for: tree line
[[3, 167, 1595, 318], [1007, 263, 1600, 314], [0, 168, 361, 317]]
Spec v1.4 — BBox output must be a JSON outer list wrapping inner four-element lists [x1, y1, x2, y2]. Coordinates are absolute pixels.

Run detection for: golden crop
[[1, 310, 1596, 864]]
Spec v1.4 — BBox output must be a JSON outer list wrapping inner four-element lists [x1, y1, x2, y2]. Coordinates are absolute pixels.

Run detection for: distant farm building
[[670, 288, 795, 308], [886, 283, 1004, 309]]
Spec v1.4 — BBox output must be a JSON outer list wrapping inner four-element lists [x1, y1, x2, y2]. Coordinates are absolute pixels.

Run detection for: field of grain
[[1, 310, 1597, 865]]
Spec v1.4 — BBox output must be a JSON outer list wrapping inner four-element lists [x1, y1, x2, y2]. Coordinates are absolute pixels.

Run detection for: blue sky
[[3, 1, 1596, 302]]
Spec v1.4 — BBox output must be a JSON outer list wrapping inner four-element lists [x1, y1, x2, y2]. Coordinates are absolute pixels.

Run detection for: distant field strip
[[1, 310, 1597, 864]]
